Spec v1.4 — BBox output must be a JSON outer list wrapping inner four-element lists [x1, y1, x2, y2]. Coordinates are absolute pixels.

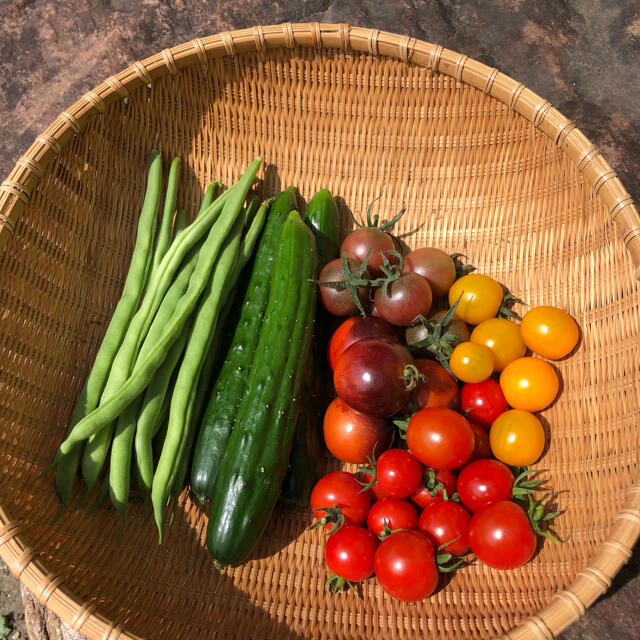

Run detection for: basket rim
[[0, 21, 639, 640]]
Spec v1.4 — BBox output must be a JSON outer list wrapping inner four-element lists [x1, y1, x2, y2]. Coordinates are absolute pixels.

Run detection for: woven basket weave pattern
[[0, 23, 638, 640]]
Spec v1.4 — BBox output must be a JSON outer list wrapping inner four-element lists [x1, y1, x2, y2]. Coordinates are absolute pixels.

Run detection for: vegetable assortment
[[310, 202, 579, 599], [48, 153, 582, 602]]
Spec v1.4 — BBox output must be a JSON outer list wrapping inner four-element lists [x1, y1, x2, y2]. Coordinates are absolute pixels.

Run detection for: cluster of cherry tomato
[[312, 216, 579, 601]]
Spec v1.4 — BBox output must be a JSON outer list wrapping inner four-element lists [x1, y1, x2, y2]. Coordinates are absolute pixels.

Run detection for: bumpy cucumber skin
[[280, 190, 340, 505], [206, 212, 317, 566], [303, 188, 340, 270], [190, 188, 297, 502]]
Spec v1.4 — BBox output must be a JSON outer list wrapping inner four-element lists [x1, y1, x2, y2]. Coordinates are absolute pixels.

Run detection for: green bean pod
[[54, 151, 162, 512], [58, 159, 262, 455], [150, 157, 181, 278]]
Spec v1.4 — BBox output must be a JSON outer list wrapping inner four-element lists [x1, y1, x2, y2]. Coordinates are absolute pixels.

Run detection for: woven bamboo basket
[[0, 22, 639, 640]]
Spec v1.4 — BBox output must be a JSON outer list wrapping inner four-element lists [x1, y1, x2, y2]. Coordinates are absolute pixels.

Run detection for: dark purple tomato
[[318, 257, 371, 316], [374, 273, 433, 326], [402, 247, 456, 298], [341, 228, 396, 277], [334, 338, 415, 417]]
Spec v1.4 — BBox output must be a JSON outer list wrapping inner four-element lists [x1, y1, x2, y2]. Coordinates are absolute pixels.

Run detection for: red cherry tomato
[[374, 530, 439, 601], [323, 397, 393, 464], [406, 407, 475, 470], [311, 472, 372, 530], [360, 471, 385, 501], [341, 227, 396, 277], [325, 525, 378, 582], [456, 459, 514, 513], [373, 272, 433, 326], [460, 380, 508, 428], [414, 359, 460, 411], [418, 500, 471, 555], [318, 257, 371, 316], [468, 422, 492, 461], [375, 449, 422, 498], [328, 315, 398, 370], [367, 498, 418, 536], [334, 339, 415, 417], [410, 467, 457, 509], [468, 500, 537, 569]]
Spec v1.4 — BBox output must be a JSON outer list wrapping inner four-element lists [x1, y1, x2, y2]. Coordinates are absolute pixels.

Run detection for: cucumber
[[190, 187, 297, 502], [280, 189, 340, 505], [206, 211, 317, 566], [303, 188, 340, 269]]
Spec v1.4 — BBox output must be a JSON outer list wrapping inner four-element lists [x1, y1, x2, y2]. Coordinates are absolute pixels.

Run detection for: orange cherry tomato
[[448, 274, 503, 325], [520, 306, 579, 360], [499, 357, 559, 411], [323, 397, 393, 464], [449, 342, 494, 383], [490, 410, 545, 466], [470, 318, 526, 372]]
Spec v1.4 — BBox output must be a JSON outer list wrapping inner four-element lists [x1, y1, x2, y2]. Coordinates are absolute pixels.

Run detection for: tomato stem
[[498, 292, 526, 320], [310, 504, 346, 534], [450, 253, 476, 279], [325, 573, 358, 594], [399, 364, 422, 391]]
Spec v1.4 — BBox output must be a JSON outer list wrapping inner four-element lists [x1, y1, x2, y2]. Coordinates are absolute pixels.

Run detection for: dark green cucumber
[[279, 347, 325, 507], [303, 188, 340, 269], [280, 189, 340, 505], [190, 187, 297, 502], [206, 211, 317, 566]]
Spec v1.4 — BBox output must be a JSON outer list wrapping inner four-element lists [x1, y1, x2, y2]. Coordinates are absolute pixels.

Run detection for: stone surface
[[0, 1, 638, 639]]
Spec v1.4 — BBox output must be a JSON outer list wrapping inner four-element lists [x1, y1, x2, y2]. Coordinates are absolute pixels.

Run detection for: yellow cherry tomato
[[449, 341, 494, 383], [499, 357, 559, 411], [448, 274, 503, 325], [490, 409, 545, 466], [470, 318, 526, 372], [520, 305, 579, 360]]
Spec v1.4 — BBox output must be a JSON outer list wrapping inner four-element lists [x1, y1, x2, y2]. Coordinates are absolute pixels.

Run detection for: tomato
[[325, 525, 378, 582], [373, 272, 433, 326], [341, 227, 396, 277], [490, 409, 545, 466], [406, 407, 475, 470], [367, 498, 418, 536], [418, 500, 471, 555], [405, 308, 470, 358], [360, 471, 386, 501], [414, 360, 460, 411], [468, 422, 492, 461], [448, 274, 503, 325], [323, 397, 393, 464], [311, 471, 372, 530], [460, 379, 508, 427], [456, 459, 514, 513], [468, 500, 537, 569], [374, 530, 439, 601], [470, 318, 526, 371], [499, 357, 559, 411], [317, 257, 371, 316], [410, 467, 457, 509], [375, 449, 422, 498], [328, 315, 397, 370], [334, 339, 415, 417], [449, 342, 494, 383], [520, 306, 579, 360], [402, 247, 456, 298]]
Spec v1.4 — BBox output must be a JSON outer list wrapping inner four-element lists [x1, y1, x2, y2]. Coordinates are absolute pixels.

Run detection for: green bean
[[151, 214, 244, 537], [53, 151, 162, 512], [151, 157, 181, 279], [168, 201, 269, 505], [134, 320, 191, 494], [172, 210, 187, 238], [109, 395, 142, 538], [72, 187, 233, 487], [57, 159, 262, 454], [150, 192, 261, 538]]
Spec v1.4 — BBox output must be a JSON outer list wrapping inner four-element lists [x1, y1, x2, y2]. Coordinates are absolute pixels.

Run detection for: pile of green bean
[[50, 152, 266, 539]]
